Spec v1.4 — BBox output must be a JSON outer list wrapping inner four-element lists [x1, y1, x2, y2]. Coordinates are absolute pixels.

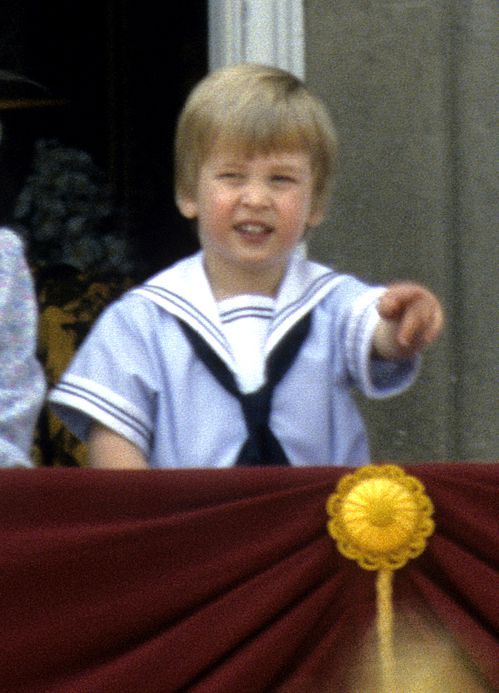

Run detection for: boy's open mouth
[[235, 223, 273, 236]]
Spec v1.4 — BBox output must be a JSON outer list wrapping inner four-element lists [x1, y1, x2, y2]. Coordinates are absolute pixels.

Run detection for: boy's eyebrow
[[210, 153, 310, 174], [269, 162, 305, 173], [209, 156, 242, 168], [267, 163, 311, 179]]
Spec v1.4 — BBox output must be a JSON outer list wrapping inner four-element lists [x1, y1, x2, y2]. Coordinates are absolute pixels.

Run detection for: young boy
[[49, 63, 443, 469]]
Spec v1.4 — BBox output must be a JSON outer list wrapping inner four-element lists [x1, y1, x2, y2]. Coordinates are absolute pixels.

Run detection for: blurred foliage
[[14, 138, 141, 275]]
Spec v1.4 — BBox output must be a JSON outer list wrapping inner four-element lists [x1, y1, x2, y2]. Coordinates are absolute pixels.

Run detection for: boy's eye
[[218, 171, 242, 180], [271, 175, 297, 184]]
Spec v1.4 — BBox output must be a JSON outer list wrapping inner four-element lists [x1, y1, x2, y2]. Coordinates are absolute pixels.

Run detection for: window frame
[[208, 0, 304, 78]]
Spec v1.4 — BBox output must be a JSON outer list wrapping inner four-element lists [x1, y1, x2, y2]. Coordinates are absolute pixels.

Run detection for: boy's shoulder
[[129, 250, 212, 311], [275, 252, 368, 308], [113, 252, 205, 313], [118, 250, 221, 338], [141, 251, 204, 291]]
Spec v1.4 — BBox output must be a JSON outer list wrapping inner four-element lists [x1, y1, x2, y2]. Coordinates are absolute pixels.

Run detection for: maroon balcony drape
[[0, 464, 497, 692]]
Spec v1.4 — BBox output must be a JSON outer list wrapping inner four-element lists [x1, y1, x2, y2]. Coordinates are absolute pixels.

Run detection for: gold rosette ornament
[[326, 464, 435, 693]]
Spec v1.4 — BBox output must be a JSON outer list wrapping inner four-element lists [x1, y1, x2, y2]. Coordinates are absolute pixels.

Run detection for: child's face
[[177, 146, 323, 298]]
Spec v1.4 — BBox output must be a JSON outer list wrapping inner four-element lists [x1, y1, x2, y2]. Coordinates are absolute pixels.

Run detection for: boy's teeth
[[238, 224, 267, 234]]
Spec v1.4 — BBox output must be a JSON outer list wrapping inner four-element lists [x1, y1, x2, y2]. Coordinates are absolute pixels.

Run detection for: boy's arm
[[373, 283, 444, 360], [87, 423, 150, 469]]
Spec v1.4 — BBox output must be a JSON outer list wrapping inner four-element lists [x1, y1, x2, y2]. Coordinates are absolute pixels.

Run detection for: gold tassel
[[376, 568, 395, 693]]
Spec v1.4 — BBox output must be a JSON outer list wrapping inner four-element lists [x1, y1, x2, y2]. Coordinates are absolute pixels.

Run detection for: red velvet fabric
[[0, 464, 497, 692]]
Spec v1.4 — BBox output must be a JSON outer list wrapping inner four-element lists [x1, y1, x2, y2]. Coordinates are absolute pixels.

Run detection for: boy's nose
[[240, 181, 271, 207]]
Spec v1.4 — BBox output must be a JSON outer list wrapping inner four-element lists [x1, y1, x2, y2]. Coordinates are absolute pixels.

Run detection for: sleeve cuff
[[347, 288, 420, 399]]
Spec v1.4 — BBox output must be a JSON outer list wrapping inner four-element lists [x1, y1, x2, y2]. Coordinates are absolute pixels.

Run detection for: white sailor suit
[[49, 251, 418, 468]]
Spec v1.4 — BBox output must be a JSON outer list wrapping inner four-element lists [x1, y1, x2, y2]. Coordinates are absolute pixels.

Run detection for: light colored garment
[[49, 251, 418, 468], [218, 293, 275, 393], [0, 228, 45, 467]]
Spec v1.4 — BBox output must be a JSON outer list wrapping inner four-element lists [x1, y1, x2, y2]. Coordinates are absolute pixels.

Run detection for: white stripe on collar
[[132, 252, 234, 368], [267, 252, 347, 354], [132, 250, 346, 365]]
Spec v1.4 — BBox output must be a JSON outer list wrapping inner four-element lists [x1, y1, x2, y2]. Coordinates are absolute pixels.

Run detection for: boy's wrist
[[372, 317, 421, 361]]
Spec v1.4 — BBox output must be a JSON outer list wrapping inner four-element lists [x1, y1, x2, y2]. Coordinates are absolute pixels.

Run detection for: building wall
[[304, 0, 498, 461]]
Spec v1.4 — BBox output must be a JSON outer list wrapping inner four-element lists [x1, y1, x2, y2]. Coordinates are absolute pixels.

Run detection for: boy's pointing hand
[[374, 283, 444, 360]]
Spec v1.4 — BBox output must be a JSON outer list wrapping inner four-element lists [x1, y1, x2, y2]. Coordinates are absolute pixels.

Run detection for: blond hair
[[174, 63, 338, 216]]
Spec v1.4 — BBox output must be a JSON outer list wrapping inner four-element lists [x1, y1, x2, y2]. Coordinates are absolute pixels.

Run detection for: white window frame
[[208, 0, 305, 79]]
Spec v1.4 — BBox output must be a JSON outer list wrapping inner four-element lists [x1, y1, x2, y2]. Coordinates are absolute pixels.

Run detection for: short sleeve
[[49, 296, 160, 455]]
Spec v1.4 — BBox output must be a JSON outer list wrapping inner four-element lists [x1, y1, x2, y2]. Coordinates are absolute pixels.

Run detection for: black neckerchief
[[177, 313, 311, 466]]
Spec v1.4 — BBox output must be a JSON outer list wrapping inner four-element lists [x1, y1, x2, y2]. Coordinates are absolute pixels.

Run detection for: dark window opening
[[0, 1, 207, 278]]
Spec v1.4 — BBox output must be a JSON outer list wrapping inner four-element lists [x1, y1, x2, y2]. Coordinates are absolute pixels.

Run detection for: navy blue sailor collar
[[131, 250, 348, 370]]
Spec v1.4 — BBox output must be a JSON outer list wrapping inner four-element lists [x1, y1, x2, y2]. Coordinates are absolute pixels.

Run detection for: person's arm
[[373, 282, 444, 360], [87, 422, 150, 469], [0, 230, 45, 467]]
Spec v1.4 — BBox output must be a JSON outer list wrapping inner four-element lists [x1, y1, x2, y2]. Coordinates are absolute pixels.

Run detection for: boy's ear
[[176, 196, 198, 220]]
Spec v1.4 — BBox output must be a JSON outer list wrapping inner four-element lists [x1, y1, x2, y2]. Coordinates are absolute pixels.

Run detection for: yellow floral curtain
[[33, 266, 133, 466]]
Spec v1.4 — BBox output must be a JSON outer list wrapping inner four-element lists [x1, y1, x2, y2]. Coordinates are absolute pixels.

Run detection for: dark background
[[0, 1, 207, 276]]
